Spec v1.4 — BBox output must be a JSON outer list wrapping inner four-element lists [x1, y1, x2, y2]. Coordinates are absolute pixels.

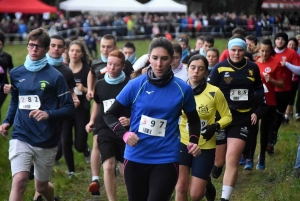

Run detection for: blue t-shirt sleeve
[[182, 86, 196, 113], [116, 79, 135, 107]]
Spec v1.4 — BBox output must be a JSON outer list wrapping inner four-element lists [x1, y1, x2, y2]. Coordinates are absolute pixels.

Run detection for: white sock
[[92, 176, 99, 181], [221, 185, 233, 200]]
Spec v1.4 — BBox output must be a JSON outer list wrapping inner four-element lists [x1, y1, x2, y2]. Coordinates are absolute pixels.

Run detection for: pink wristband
[[123, 131, 133, 143]]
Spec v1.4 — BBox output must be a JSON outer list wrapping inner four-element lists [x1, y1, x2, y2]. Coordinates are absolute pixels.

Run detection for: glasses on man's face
[[27, 43, 45, 50]]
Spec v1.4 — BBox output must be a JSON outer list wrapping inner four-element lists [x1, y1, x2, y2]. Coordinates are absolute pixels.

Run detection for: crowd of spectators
[[0, 11, 300, 43]]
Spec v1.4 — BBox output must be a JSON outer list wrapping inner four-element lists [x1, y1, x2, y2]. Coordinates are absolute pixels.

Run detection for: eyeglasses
[[27, 43, 45, 50]]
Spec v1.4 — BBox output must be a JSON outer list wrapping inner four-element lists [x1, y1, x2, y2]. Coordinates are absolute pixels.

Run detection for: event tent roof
[[143, 0, 186, 12], [0, 0, 57, 13], [59, 0, 146, 12]]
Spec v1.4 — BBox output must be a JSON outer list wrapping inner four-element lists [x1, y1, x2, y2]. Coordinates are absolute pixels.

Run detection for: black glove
[[201, 123, 217, 141]]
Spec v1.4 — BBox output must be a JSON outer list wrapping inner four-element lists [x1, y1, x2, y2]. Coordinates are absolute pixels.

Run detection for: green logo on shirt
[[39, 80, 49, 90]]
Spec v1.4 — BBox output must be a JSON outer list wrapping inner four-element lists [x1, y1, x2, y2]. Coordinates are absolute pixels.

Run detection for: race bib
[[186, 120, 208, 131], [230, 89, 248, 101], [103, 99, 115, 113], [138, 115, 167, 137], [19, 95, 41, 110], [263, 84, 269, 93], [74, 87, 83, 95]]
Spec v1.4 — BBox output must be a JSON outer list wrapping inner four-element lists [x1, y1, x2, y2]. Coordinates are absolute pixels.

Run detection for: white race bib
[[74, 87, 83, 95], [103, 98, 115, 113], [263, 84, 269, 93], [138, 115, 167, 137], [19, 95, 41, 110], [230, 89, 248, 101], [186, 120, 208, 131]]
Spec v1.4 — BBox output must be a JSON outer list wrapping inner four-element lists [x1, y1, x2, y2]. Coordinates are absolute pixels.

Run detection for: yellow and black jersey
[[207, 58, 263, 113], [180, 83, 232, 149]]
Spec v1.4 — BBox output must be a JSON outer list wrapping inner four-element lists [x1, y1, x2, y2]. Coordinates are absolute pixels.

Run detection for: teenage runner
[[272, 32, 300, 152], [103, 37, 201, 201], [86, 50, 130, 201], [0, 28, 74, 201], [206, 48, 219, 73], [61, 40, 91, 178], [208, 36, 264, 201], [175, 55, 232, 201], [171, 42, 188, 82]]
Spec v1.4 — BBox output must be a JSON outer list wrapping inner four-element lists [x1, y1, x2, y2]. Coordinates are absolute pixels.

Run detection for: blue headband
[[228, 38, 247, 51]]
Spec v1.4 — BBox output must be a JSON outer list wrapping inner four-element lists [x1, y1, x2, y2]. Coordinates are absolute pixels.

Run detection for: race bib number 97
[[19, 95, 41, 110], [138, 115, 167, 137], [230, 89, 248, 101]]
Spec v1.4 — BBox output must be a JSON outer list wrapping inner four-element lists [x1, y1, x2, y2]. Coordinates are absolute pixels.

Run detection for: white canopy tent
[[59, 0, 146, 12], [144, 0, 186, 13]]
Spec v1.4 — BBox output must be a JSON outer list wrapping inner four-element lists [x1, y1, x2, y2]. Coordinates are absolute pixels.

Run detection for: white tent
[[144, 0, 186, 13], [59, 0, 146, 12]]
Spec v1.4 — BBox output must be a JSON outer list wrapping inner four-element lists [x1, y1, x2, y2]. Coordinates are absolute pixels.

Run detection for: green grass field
[[1, 39, 300, 201]]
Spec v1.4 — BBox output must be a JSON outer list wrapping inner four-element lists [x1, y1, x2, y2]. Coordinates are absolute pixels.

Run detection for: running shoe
[[33, 195, 44, 201], [256, 154, 265, 170], [220, 198, 229, 201], [89, 179, 100, 195], [244, 159, 253, 170], [212, 165, 223, 179], [28, 164, 34, 180], [205, 177, 216, 201], [239, 155, 246, 165], [68, 172, 75, 179], [266, 143, 274, 155], [84, 145, 91, 164]]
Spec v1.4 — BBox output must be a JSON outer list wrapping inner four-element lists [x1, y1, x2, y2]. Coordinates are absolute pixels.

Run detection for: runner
[[208, 36, 264, 201], [86, 34, 133, 195], [206, 48, 219, 73], [0, 28, 75, 201], [255, 39, 284, 169], [272, 32, 300, 152], [171, 42, 188, 82], [61, 40, 91, 178], [175, 55, 232, 201], [103, 37, 201, 201], [86, 50, 130, 201], [123, 42, 137, 65]]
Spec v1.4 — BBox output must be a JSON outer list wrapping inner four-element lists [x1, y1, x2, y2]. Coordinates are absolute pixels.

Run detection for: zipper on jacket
[[30, 72, 36, 90]]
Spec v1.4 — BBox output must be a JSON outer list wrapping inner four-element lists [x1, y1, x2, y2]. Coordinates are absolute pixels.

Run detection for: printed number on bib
[[186, 120, 208, 131], [103, 99, 115, 113], [138, 115, 167, 137], [74, 87, 82, 95], [19, 95, 41, 110], [230, 89, 248, 101]]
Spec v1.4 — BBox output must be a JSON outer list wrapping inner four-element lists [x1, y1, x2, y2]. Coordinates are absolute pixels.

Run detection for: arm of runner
[[119, 116, 130, 127], [70, 89, 80, 108], [3, 84, 12, 94], [86, 70, 95, 101], [86, 101, 99, 133], [29, 109, 49, 121], [215, 88, 232, 129], [0, 123, 10, 137], [103, 100, 132, 139], [281, 61, 300, 75]]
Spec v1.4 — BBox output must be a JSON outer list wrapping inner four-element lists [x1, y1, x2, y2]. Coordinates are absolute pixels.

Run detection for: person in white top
[[171, 42, 188, 82]]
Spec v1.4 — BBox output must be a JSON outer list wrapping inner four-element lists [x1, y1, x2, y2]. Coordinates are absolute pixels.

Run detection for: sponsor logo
[[39, 80, 49, 90], [19, 79, 26, 82], [145, 91, 154, 94]]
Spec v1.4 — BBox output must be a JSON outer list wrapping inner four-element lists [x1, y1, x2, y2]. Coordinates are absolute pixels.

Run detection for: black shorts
[[225, 111, 251, 142], [97, 128, 125, 164], [216, 129, 227, 145], [179, 143, 215, 180]]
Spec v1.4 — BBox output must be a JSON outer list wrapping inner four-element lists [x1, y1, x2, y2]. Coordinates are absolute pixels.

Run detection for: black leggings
[[243, 123, 259, 160], [0, 91, 7, 119], [260, 106, 276, 157], [61, 108, 90, 172], [124, 160, 179, 201], [274, 91, 291, 133]]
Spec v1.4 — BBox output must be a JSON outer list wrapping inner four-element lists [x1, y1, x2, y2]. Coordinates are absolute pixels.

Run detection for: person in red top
[[255, 39, 284, 169], [272, 32, 300, 151]]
